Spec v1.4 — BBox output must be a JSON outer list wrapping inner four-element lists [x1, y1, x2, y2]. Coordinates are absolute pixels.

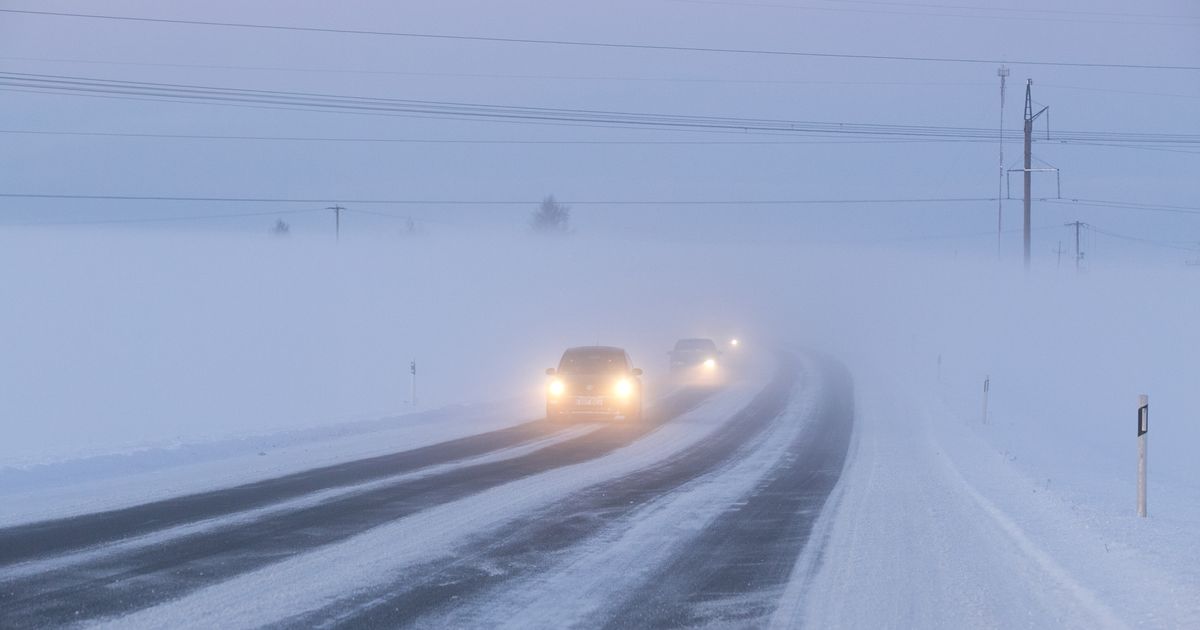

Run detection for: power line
[[666, 0, 1200, 27], [7, 193, 1196, 218], [1044, 141, 1200, 156], [1087, 224, 1200, 252], [8, 55, 1199, 100], [667, 0, 1200, 22], [4, 208, 322, 226], [820, 0, 1200, 21], [0, 129, 998, 146], [5, 129, 1197, 157], [4, 72, 1197, 145], [1044, 198, 1200, 216], [3, 8, 1198, 71], [0, 193, 1002, 205], [1038, 83, 1200, 101], [0, 56, 993, 88]]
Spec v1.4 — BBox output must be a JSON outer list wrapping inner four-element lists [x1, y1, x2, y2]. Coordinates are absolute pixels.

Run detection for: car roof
[[675, 338, 717, 346]]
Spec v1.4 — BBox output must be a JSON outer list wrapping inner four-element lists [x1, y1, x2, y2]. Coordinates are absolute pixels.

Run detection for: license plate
[[574, 396, 604, 407]]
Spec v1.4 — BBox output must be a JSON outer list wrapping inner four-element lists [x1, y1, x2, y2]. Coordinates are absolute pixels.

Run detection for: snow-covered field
[[3, 226, 1197, 627]]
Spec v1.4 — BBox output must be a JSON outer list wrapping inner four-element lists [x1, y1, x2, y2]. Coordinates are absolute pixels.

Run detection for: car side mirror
[[631, 368, 643, 376], [545, 368, 556, 375]]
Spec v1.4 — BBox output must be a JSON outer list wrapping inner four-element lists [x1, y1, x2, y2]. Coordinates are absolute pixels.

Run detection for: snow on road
[[0, 399, 540, 527], [421, 358, 821, 628], [98, 361, 772, 629], [1, 422, 604, 582]]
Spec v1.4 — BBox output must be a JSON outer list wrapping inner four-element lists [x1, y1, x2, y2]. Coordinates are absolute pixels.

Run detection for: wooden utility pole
[[1065, 221, 1086, 271], [997, 65, 1010, 259], [326, 205, 345, 241]]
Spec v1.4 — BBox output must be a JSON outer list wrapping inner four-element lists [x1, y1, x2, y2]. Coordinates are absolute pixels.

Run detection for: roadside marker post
[[1138, 394, 1148, 518], [981, 376, 990, 425], [411, 360, 418, 408]]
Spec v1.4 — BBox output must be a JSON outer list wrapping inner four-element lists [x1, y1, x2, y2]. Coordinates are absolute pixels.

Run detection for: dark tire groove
[[0, 417, 554, 565], [602, 356, 854, 628]]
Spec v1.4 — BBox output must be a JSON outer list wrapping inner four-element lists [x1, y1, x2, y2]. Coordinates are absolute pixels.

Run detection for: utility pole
[[997, 65, 1009, 259], [1022, 79, 1049, 270], [326, 205, 345, 241], [1055, 241, 1065, 269], [1066, 220, 1087, 271]]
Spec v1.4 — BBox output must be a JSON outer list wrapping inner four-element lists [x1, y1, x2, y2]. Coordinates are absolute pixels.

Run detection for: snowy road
[[0, 353, 854, 628]]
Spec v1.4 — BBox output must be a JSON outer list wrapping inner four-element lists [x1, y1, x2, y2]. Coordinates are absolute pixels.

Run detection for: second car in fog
[[668, 338, 722, 373]]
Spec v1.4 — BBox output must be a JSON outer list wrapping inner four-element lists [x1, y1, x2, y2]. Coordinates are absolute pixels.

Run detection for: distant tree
[[530, 195, 570, 234], [271, 219, 291, 236]]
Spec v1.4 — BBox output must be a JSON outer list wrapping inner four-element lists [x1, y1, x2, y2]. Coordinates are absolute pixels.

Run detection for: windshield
[[558, 350, 628, 374]]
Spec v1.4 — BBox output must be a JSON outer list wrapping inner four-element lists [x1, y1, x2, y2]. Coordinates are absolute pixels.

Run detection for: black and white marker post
[[1137, 394, 1149, 518]]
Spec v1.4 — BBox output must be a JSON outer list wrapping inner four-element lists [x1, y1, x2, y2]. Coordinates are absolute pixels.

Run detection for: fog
[[3, 226, 1195, 504]]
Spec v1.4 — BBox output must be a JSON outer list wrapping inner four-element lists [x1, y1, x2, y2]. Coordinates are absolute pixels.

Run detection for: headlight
[[614, 378, 634, 398], [703, 358, 717, 370], [548, 379, 565, 396], [730, 338, 739, 347]]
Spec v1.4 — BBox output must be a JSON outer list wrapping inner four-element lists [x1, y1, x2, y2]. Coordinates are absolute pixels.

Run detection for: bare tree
[[530, 195, 570, 234], [270, 219, 291, 236]]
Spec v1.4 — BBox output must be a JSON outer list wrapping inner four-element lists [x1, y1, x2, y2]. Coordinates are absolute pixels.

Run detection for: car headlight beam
[[548, 379, 565, 396], [614, 378, 634, 398]]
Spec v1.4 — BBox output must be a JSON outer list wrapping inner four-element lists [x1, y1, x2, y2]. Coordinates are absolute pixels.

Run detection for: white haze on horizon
[[1, 226, 1196, 500]]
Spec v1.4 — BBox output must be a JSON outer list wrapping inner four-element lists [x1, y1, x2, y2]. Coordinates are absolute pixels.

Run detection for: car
[[668, 338, 721, 373], [545, 346, 643, 421]]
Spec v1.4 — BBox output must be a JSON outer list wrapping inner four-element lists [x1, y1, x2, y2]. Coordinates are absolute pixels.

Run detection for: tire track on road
[[0, 389, 714, 627], [0, 417, 555, 565], [290, 357, 799, 629], [601, 357, 853, 628]]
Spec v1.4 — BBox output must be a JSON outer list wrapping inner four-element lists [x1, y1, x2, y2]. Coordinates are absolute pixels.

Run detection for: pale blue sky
[[1, 0, 1197, 260]]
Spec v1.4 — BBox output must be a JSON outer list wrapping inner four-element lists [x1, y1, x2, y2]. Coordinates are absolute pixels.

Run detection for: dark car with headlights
[[545, 346, 643, 421], [669, 338, 721, 372]]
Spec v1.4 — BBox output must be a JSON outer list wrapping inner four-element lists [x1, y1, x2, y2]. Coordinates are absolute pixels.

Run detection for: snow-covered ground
[[784, 259, 1200, 629], [3, 226, 1197, 627]]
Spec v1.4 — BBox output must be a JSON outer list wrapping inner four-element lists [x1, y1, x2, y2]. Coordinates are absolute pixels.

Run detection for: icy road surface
[[0, 353, 854, 628]]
